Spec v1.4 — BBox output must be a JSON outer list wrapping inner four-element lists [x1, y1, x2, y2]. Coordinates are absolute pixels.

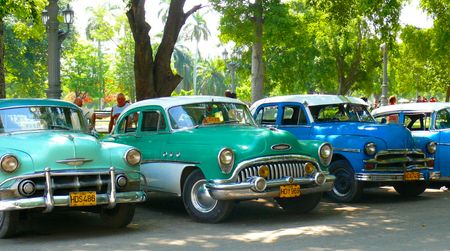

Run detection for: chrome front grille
[[368, 150, 430, 170], [375, 151, 425, 161], [237, 161, 309, 183], [29, 173, 111, 196]]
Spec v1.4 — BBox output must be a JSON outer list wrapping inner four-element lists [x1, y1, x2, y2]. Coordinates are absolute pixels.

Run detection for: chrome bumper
[[206, 174, 335, 201], [0, 167, 147, 212], [355, 172, 426, 182]]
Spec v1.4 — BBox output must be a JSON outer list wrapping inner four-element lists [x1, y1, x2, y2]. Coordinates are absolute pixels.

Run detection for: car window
[[404, 113, 431, 131], [255, 106, 277, 125], [436, 109, 450, 129], [309, 104, 375, 123], [141, 111, 166, 132], [169, 102, 255, 129], [118, 112, 140, 133], [281, 106, 307, 125], [0, 106, 86, 133]]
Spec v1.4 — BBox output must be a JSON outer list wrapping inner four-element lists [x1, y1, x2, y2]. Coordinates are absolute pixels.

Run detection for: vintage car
[[250, 95, 436, 203], [372, 102, 450, 181], [103, 96, 335, 223], [0, 99, 146, 238]]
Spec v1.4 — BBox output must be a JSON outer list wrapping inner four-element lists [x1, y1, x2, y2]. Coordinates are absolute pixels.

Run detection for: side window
[[142, 111, 166, 132], [375, 115, 388, 124], [281, 106, 307, 125], [436, 109, 450, 129], [118, 112, 140, 133], [404, 114, 429, 131], [255, 106, 278, 125]]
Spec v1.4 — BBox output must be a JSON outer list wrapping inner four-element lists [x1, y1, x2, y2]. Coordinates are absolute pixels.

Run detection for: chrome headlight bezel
[[1, 154, 20, 173], [318, 143, 333, 166], [427, 141, 437, 154], [124, 148, 142, 166], [218, 148, 234, 174], [364, 142, 377, 156]]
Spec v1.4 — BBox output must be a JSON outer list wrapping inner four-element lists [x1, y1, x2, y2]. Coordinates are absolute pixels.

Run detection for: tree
[[0, 0, 47, 98], [183, 12, 211, 94], [125, 0, 202, 101]]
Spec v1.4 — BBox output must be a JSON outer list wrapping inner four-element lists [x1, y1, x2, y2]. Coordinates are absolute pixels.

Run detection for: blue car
[[250, 95, 436, 202], [373, 102, 450, 182]]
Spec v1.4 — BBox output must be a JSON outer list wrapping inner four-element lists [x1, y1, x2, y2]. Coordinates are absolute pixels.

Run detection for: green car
[[104, 96, 335, 223], [0, 99, 146, 238]]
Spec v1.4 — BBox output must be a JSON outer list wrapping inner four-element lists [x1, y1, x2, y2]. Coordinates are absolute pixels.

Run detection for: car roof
[[124, 95, 246, 112], [372, 102, 450, 116], [250, 94, 367, 109], [0, 98, 79, 109]]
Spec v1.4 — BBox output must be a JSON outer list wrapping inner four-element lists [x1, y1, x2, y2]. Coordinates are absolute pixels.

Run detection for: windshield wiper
[[49, 124, 72, 130], [224, 120, 240, 124]]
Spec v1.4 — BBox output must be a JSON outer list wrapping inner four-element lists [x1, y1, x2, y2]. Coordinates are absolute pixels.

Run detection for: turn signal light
[[258, 165, 270, 178], [427, 159, 434, 167], [365, 163, 375, 170]]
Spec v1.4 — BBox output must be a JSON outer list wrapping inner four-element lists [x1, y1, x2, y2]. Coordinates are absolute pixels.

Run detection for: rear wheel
[[182, 169, 234, 223], [327, 160, 363, 203], [0, 211, 19, 238], [100, 204, 136, 228], [394, 182, 427, 197], [276, 193, 322, 213]]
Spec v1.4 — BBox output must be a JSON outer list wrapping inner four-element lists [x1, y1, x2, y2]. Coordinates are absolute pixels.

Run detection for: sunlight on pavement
[[226, 225, 349, 243]]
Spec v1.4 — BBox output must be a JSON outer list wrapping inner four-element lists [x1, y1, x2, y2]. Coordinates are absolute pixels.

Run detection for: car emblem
[[271, 144, 291, 151], [67, 135, 74, 141], [56, 158, 93, 166]]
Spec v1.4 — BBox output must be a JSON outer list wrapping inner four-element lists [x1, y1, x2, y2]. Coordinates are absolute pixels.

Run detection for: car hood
[[312, 122, 416, 149], [169, 125, 303, 159], [0, 131, 111, 172]]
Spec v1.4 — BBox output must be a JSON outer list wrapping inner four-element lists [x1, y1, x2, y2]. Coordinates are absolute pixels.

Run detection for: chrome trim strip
[[214, 155, 318, 184], [56, 158, 93, 166], [206, 175, 335, 200], [334, 148, 361, 153], [141, 159, 200, 165], [355, 172, 425, 182], [0, 191, 147, 211], [429, 171, 441, 180], [437, 143, 450, 146]]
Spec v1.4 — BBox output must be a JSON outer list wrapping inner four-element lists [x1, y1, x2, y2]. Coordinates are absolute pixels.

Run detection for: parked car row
[[0, 95, 448, 238]]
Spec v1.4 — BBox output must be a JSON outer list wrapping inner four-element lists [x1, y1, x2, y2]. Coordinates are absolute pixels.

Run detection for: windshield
[[309, 103, 375, 123], [0, 106, 87, 133], [168, 102, 256, 129]]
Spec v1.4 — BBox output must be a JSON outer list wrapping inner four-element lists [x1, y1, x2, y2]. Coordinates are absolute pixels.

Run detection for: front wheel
[[100, 204, 136, 228], [327, 160, 363, 203], [276, 193, 322, 213], [394, 182, 427, 197], [182, 169, 234, 223], [0, 211, 19, 238]]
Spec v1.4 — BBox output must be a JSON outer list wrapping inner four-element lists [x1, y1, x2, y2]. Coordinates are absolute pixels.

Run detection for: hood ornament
[[271, 144, 291, 151], [66, 135, 74, 141]]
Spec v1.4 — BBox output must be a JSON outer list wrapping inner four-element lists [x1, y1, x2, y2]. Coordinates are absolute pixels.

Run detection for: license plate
[[280, 185, 301, 198], [404, 171, 420, 181], [69, 191, 96, 207]]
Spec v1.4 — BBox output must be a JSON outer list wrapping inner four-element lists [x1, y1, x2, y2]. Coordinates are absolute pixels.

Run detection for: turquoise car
[[0, 99, 146, 238], [104, 96, 335, 223]]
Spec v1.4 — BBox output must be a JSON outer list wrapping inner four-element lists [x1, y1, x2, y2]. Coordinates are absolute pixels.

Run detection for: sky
[[71, 0, 433, 59]]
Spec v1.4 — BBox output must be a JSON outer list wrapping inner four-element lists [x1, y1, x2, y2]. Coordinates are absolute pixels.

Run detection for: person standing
[[387, 95, 398, 123], [108, 93, 129, 133], [74, 97, 96, 130]]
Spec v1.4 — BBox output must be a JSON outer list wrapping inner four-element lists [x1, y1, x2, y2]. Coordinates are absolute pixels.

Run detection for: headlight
[[318, 143, 333, 166], [1, 154, 19, 173], [364, 142, 377, 155], [427, 142, 437, 154], [218, 148, 234, 174], [124, 149, 141, 166]]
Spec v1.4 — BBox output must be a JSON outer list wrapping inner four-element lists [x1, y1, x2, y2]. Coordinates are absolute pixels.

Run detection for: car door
[[277, 103, 312, 140], [435, 108, 450, 177], [253, 103, 280, 128]]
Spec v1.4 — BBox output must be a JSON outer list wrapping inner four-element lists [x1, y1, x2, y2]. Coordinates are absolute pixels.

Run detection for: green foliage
[[4, 22, 47, 97]]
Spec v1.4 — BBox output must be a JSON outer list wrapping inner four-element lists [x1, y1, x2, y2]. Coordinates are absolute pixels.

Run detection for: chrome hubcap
[[191, 179, 217, 213]]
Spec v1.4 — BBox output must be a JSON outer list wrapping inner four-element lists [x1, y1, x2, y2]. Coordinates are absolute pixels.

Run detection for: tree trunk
[[0, 20, 5, 98], [251, 0, 264, 103], [126, 0, 154, 101], [126, 0, 201, 101]]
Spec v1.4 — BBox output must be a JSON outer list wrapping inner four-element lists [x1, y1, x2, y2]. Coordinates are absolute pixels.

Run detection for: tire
[[100, 204, 136, 228], [0, 211, 19, 238], [182, 169, 234, 223], [276, 193, 322, 213], [327, 160, 363, 203], [394, 182, 427, 197]]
